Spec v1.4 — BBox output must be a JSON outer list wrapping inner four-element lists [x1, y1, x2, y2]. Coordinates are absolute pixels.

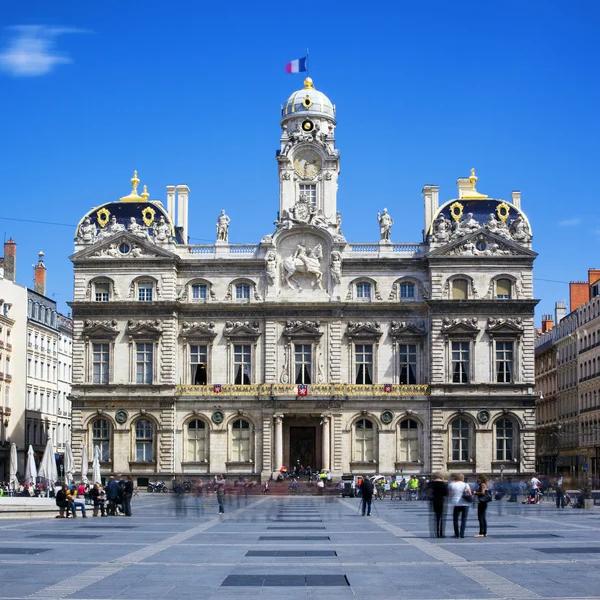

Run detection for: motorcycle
[[147, 481, 169, 493]]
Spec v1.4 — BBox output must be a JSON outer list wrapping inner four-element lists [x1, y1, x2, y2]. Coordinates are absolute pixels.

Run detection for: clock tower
[[277, 78, 340, 227]]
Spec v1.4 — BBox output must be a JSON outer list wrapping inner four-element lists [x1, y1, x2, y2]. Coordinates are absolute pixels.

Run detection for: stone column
[[321, 415, 330, 471], [274, 414, 283, 474]]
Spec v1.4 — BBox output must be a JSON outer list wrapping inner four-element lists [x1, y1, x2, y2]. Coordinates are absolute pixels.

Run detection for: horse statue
[[282, 242, 324, 290]]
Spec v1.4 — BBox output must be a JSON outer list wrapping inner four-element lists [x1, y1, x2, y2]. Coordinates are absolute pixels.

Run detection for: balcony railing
[[176, 383, 429, 397]]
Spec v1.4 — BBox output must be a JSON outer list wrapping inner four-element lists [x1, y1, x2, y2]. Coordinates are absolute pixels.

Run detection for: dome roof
[[282, 78, 335, 119]]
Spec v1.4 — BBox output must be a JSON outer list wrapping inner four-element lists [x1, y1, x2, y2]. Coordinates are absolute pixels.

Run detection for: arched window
[[135, 419, 153, 462], [400, 281, 415, 299], [356, 282, 372, 300], [92, 419, 110, 462], [235, 283, 251, 301], [496, 418, 514, 461], [398, 419, 419, 462], [496, 279, 512, 299], [137, 280, 154, 302], [187, 419, 206, 462], [451, 418, 470, 461], [355, 419, 374, 462], [231, 419, 250, 461], [452, 279, 468, 300], [94, 281, 111, 302]]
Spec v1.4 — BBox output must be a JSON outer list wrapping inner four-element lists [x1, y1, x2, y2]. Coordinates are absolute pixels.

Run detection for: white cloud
[[0, 25, 83, 77], [558, 218, 582, 227]]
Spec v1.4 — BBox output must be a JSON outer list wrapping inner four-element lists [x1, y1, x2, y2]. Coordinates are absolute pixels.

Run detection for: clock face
[[294, 148, 322, 178]]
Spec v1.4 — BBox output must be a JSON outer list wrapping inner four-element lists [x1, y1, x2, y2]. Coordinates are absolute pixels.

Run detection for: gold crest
[[449, 202, 464, 222], [302, 95, 313, 109], [96, 208, 110, 228], [496, 201, 511, 223], [141, 206, 156, 227]]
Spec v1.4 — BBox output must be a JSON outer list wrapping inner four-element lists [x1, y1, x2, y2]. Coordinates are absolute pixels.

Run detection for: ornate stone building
[[70, 78, 538, 485]]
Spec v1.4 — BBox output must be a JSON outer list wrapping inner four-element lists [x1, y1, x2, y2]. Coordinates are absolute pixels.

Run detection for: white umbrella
[[9, 442, 18, 490], [80, 444, 89, 484], [64, 442, 75, 485], [92, 446, 101, 484], [24, 445, 37, 485], [38, 437, 58, 486]]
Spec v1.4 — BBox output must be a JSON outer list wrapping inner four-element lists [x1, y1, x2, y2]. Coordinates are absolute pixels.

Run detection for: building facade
[[535, 271, 600, 480], [70, 78, 538, 485]]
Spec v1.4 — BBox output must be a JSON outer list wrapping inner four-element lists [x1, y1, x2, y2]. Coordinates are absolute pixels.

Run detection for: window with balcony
[[136, 343, 153, 384], [496, 341, 514, 383], [355, 344, 373, 384], [399, 344, 417, 385], [233, 344, 251, 384], [294, 344, 312, 384], [92, 343, 109, 384], [451, 341, 470, 383], [190, 344, 208, 385]]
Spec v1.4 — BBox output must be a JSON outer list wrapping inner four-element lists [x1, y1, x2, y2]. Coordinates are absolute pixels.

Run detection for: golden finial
[[141, 185, 149, 200], [131, 170, 140, 194], [461, 167, 488, 199], [304, 77, 314, 89], [469, 168, 477, 191]]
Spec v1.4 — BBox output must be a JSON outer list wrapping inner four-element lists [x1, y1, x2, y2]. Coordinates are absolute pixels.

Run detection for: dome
[[282, 78, 335, 119]]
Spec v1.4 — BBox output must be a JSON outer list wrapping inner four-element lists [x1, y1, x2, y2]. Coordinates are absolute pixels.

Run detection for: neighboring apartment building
[[535, 270, 600, 480], [69, 78, 539, 485], [57, 314, 73, 453], [0, 239, 27, 479]]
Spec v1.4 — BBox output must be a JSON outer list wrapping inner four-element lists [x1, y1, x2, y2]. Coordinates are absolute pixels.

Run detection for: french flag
[[285, 57, 307, 74]]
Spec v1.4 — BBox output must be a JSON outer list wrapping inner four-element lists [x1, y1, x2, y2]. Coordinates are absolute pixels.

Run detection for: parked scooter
[[147, 481, 169, 493]]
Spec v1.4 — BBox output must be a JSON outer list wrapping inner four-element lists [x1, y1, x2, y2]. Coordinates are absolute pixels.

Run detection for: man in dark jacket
[[359, 478, 374, 516], [105, 475, 120, 516]]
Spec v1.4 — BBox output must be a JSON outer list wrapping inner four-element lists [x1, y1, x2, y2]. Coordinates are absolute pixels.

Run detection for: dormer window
[[496, 279, 512, 300], [95, 282, 110, 302], [452, 279, 468, 300], [235, 283, 251, 302], [138, 281, 153, 302], [191, 284, 207, 302], [400, 282, 415, 299], [299, 184, 316, 207], [356, 282, 372, 301]]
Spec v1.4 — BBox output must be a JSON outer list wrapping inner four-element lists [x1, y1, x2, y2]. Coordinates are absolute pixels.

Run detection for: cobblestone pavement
[[1, 493, 600, 599]]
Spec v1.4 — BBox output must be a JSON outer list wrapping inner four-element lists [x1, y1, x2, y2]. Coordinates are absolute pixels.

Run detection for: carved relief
[[265, 251, 278, 286], [76, 217, 97, 244], [330, 251, 342, 284], [282, 241, 324, 290], [347, 322, 382, 338], [181, 321, 216, 337], [127, 319, 163, 335], [431, 214, 452, 243], [390, 320, 426, 336], [284, 320, 322, 337], [224, 321, 260, 336], [447, 235, 518, 256], [441, 317, 479, 335]]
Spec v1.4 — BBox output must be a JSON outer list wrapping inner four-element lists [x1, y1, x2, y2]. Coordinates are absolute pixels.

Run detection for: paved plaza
[[1, 493, 600, 599]]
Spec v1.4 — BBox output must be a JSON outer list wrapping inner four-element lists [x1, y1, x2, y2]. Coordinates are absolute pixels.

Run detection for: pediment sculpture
[[127, 319, 163, 335], [347, 321, 382, 338], [447, 234, 518, 257], [82, 319, 119, 338], [486, 317, 524, 335], [284, 320, 322, 338], [390, 320, 426, 336], [441, 317, 479, 336], [224, 320, 261, 337], [181, 321, 216, 337], [282, 240, 324, 290], [274, 195, 333, 232]]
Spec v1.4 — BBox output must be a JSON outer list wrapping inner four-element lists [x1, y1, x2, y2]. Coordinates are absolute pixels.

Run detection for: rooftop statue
[[377, 208, 393, 242], [77, 217, 97, 244], [216, 210, 231, 242]]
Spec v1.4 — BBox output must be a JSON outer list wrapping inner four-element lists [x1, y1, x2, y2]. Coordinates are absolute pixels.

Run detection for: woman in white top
[[448, 473, 471, 538]]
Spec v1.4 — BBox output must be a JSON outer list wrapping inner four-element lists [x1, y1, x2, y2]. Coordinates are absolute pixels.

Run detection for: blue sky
[[1, 1, 598, 321]]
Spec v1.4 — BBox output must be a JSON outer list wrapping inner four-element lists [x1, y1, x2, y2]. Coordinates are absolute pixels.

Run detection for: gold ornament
[[96, 208, 110, 228], [141, 185, 150, 200], [496, 201, 511, 223], [141, 206, 156, 227], [120, 170, 143, 202], [449, 201, 464, 222], [302, 95, 313, 109]]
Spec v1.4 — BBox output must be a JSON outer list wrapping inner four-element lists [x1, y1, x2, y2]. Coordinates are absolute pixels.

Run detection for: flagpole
[[306, 47, 310, 77]]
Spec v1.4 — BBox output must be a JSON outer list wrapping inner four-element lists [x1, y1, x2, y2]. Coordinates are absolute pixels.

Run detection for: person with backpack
[[359, 477, 374, 516]]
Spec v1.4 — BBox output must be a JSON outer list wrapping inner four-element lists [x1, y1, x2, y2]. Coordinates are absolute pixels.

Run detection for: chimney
[[570, 281, 590, 312], [422, 185, 439, 239], [176, 184, 190, 244], [3, 238, 16, 282], [457, 177, 472, 198], [541, 314, 554, 333], [511, 191, 521, 209], [554, 301, 567, 325], [34, 251, 46, 296], [166, 185, 176, 223], [588, 268, 600, 287]]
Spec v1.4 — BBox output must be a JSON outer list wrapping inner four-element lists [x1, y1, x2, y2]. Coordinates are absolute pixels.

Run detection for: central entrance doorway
[[289, 426, 316, 469]]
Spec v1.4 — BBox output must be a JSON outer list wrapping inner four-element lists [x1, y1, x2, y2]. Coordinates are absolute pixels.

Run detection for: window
[[496, 418, 514, 461], [233, 344, 251, 384], [191, 284, 207, 302], [299, 184, 316, 207], [355, 419, 374, 462], [190, 345, 208, 384], [451, 418, 470, 461], [187, 419, 206, 461], [92, 419, 110, 462], [496, 341, 514, 383], [451, 341, 470, 383], [355, 344, 373, 384], [399, 344, 417, 384], [95, 282, 110, 302], [496, 279, 512, 300], [135, 419, 153, 462], [400, 282, 415, 299], [231, 419, 250, 461], [138, 281, 153, 302], [235, 283, 250, 301], [356, 282, 371, 300], [452, 279, 468, 300], [136, 343, 153, 384], [398, 419, 419, 462], [294, 344, 312, 384], [92, 343, 109, 384]]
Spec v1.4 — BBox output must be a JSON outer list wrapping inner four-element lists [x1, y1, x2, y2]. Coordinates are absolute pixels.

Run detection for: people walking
[[105, 475, 120, 516], [473, 474, 490, 537], [529, 474, 542, 504], [122, 475, 134, 516], [359, 477, 374, 516], [555, 476, 565, 508], [448, 473, 471, 538], [430, 474, 448, 538], [216, 474, 226, 514], [90, 482, 106, 517]]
